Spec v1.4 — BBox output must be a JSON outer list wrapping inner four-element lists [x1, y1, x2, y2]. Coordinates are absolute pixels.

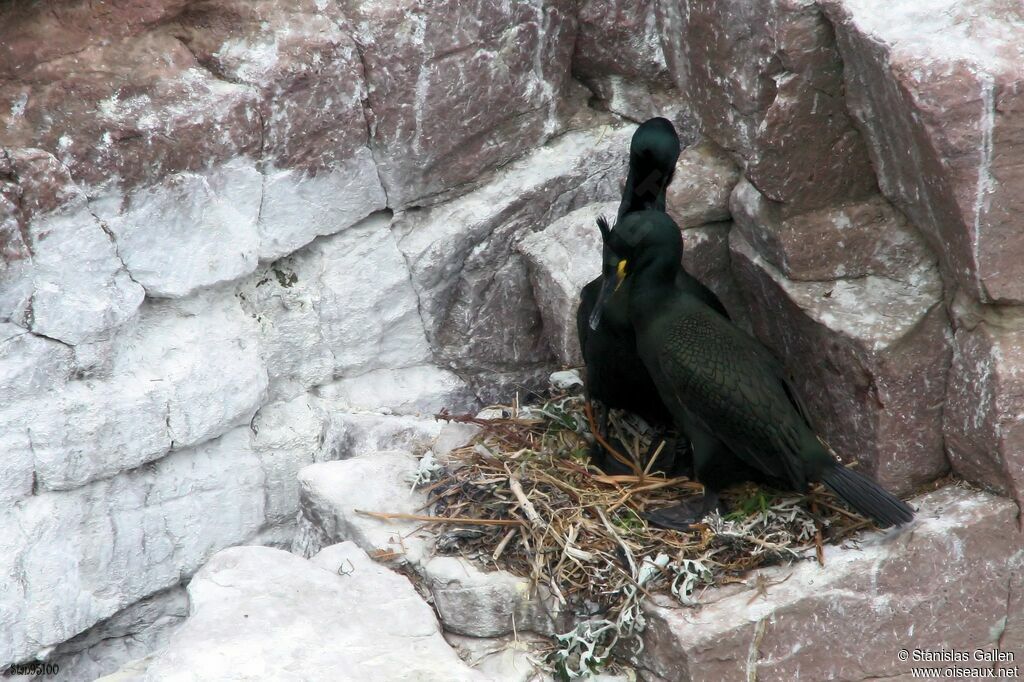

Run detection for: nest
[[419, 387, 877, 679]]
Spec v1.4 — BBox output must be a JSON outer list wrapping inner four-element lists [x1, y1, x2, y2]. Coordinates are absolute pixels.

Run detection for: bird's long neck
[[627, 252, 682, 331], [619, 161, 670, 218]]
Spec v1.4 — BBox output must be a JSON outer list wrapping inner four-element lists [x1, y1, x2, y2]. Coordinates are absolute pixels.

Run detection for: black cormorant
[[597, 209, 914, 528]]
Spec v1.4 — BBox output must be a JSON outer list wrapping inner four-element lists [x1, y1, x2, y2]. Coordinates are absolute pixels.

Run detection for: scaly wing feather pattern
[[650, 306, 812, 489]]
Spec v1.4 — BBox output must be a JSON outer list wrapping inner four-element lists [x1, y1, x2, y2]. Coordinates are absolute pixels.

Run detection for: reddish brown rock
[[641, 486, 1024, 682], [0, 0, 191, 79], [667, 140, 739, 227], [656, 0, 875, 210], [730, 177, 933, 281], [822, 0, 1024, 303], [730, 231, 950, 494], [0, 32, 261, 194], [681, 222, 749, 331], [171, 0, 370, 173], [945, 305, 1024, 508], [343, 0, 578, 208], [573, 0, 671, 85], [572, 0, 697, 132]]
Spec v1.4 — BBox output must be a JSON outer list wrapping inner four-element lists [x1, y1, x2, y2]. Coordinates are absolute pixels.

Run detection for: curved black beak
[[588, 274, 619, 331]]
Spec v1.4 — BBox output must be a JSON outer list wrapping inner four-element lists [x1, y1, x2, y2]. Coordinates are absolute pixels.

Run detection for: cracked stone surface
[[46, 587, 189, 682], [0, 289, 266, 503], [822, 0, 1024, 304], [0, 148, 145, 344], [945, 304, 1024, 510], [294, 451, 433, 565], [393, 122, 633, 401], [640, 486, 1024, 682], [170, 0, 388, 261], [0, 427, 266, 668], [238, 211, 432, 404], [517, 201, 618, 366], [656, 0, 876, 210], [346, 0, 578, 209], [731, 232, 951, 494], [730, 176, 935, 282], [666, 139, 740, 227], [125, 544, 485, 681]]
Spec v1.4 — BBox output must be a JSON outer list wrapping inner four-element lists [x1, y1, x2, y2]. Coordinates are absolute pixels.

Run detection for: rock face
[[730, 232, 951, 494], [641, 486, 1024, 681], [294, 452, 432, 565], [0, 149, 145, 344], [132, 544, 484, 681], [348, 0, 578, 208], [47, 588, 189, 682], [657, 0, 876, 210], [518, 202, 615, 365], [0, 428, 266, 667], [393, 123, 632, 399], [3, 0, 1024, 674], [731, 177, 934, 282], [822, 0, 1024, 304], [945, 309, 1024, 508]]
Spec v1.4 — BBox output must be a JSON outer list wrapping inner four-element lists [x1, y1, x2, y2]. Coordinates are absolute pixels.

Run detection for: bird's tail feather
[[820, 465, 914, 528]]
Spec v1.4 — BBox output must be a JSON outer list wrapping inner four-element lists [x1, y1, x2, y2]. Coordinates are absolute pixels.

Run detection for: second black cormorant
[[576, 117, 726, 474]]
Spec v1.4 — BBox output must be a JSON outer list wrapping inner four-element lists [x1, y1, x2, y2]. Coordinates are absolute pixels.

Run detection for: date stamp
[[898, 649, 1019, 679], [3, 662, 60, 677]]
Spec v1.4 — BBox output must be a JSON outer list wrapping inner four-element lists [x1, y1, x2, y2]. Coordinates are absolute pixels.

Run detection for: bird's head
[[588, 210, 682, 330]]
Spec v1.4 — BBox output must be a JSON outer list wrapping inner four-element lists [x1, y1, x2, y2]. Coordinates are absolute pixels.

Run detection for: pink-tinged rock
[[667, 139, 739, 227], [572, 0, 697, 131], [395, 123, 631, 402], [730, 177, 934, 281], [0, 0, 190, 79], [944, 307, 1024, 508], [0, 32, 261, 194], [343, 0, 578, 208], [656, 0, 875, 210], [573, 0, 671, 85], [641, 486, 1024, 682], [681, 222, 749, 331], [173, 0, 370, 173], [730, 231, 950, 494], [0, 149, 144, 344], [821, 0, 1024, 303]]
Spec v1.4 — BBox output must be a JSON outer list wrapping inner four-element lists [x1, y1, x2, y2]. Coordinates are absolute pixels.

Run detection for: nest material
[[421, 389, 877, 679]]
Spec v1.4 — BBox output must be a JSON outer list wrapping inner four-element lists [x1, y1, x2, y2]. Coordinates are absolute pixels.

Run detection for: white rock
[[294, 452, 432, 565], [95, 159, 263, 298], [517, 202, 613, 365], [257, 150, 387, 261], [424, 556, 568, 638], [46, 588, 188, 682], [431, 422, 482, 462], [321, 410, 444, 461], [549, 369, 584, 390], [250, 395, 330, 527], [7, 194, 144, 345], [445, 632, 554, 682], [316, 364, 477, 416], [0, 322, 74, 401], [0, 427, 265, 668], [134, 544, 484, 681], [3, 290, 268, 495], [241, 211, 432, 402]]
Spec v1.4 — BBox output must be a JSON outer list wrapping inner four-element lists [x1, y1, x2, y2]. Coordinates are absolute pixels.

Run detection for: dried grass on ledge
[[425, 388, 877, 679]]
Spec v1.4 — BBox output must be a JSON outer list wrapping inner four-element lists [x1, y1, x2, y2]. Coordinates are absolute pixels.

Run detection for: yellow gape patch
[[614, 260, 628, 291]]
